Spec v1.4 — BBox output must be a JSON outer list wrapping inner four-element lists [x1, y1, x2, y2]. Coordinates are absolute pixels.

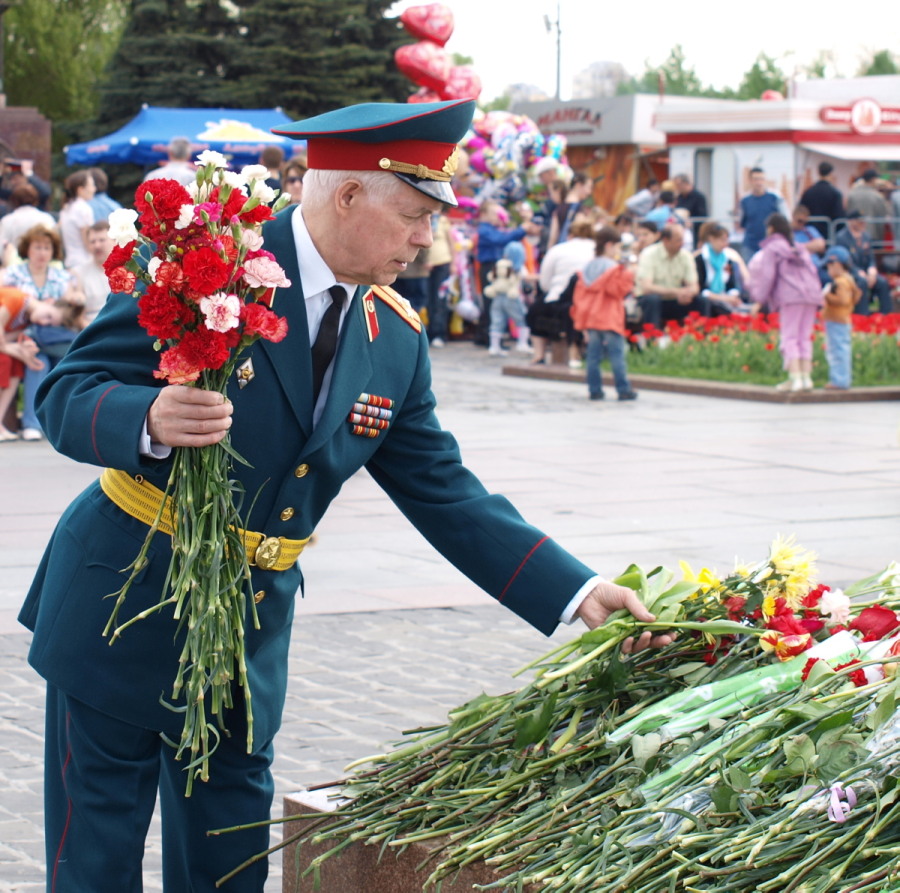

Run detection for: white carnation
[[241, 164, 268, 182], [196, 149, 228, 169], [107, 208, 140, 247]]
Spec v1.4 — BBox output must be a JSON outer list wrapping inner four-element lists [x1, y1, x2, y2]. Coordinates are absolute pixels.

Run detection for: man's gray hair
[[168, 137, 192, 161], [301, 169, 405, 212]]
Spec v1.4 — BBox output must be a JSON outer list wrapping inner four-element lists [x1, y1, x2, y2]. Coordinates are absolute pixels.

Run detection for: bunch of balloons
[[394, 4, 482, 102], [393, 4, 569, 206], [463, 110, 568, 205]]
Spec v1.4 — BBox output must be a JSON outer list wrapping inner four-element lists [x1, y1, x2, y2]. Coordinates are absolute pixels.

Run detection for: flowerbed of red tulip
[[628, 312, 900, 388]]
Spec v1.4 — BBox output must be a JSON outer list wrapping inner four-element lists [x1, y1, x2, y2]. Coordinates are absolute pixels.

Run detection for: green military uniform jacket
[[20, 206, 595, 746]]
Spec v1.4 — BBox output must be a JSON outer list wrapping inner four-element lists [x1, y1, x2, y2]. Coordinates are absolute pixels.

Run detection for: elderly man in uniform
[[21, 99, 668, 892]]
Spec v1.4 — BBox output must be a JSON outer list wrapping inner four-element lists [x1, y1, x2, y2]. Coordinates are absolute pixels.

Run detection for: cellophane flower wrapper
[[102, 156, 291, 794]]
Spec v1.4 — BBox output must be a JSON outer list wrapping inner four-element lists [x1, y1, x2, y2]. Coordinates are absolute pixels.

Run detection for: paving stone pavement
[[1, 342, 899, 891]]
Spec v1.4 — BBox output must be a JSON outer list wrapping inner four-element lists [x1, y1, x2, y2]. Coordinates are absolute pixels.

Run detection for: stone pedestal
[[282, 790, 537, 893]]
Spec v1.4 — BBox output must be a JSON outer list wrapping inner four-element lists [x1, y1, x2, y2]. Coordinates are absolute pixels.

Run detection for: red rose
[[103, 241, 137, 276], [138, 284, 194, 341], [724, 596, 746, 621], [849, 605, 900, 642], [107, 267, 137, 294], [242, 302, 288, 343], [182, 246, 230, 296]]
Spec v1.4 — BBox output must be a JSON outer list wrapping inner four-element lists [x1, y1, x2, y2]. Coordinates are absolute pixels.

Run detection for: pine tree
[[96, 0, 244, 128], [227, 0, 409, 118]]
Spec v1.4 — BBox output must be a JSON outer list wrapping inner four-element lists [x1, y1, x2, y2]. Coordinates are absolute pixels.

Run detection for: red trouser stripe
[[51, 711, 74, 893]]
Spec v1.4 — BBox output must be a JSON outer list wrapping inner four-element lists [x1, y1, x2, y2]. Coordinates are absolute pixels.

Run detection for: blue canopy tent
[[64, 105, 305, 169]]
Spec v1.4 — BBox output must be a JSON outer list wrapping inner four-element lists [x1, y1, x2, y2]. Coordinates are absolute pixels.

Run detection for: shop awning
[[799, 142, 900, 162]]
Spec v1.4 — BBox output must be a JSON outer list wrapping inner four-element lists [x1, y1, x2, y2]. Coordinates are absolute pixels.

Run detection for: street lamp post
[[543, 2, 561, 101]]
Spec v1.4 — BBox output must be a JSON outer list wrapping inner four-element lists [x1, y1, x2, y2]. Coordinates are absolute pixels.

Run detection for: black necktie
[[311, 285, 344, 402]]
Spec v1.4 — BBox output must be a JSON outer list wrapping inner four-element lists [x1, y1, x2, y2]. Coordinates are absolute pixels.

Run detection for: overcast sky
[[388, 0, 900, 101]]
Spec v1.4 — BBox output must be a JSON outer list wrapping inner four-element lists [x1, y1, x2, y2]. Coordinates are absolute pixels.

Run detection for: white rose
[[108, 208, 140, 247]]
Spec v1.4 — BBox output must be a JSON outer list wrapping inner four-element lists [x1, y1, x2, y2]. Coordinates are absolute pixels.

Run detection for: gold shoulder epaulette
[[371, 284, 422, 333]]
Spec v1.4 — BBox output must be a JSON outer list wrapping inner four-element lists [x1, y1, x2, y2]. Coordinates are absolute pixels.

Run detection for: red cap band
[[306, 138, 456, 178]]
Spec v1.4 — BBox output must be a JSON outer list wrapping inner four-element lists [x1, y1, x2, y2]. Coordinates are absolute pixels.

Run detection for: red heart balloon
[[408, 86, 443, 104], [394, 41, 451, 92], [400, 3, 454, 47], [439, 65, 482, 101]]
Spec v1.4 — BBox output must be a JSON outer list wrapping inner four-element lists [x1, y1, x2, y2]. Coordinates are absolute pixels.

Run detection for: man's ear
[[335, 179, 364, 214]]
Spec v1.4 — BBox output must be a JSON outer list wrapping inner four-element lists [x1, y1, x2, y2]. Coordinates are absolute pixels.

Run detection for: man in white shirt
[[72, 220, 114, 324]]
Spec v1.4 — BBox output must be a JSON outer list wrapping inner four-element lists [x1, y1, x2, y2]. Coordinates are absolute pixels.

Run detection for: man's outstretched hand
[[575, 581, 675, 654]]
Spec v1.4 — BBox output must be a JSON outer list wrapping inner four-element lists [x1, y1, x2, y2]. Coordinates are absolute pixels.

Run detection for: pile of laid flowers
[[243, 537, 900, 892], [628, 311, 900, 387]]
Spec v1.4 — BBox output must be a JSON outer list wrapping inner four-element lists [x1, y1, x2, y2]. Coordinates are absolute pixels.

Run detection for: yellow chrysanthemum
[[679, 560, 721, 594], [762, 594, 778, 618], [768, 534, 817, 580]]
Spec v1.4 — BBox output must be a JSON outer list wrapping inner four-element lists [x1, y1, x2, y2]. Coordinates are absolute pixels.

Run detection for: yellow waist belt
[[99, 468, 309, 572]]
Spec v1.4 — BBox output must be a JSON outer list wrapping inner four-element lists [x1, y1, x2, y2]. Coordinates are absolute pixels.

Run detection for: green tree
[[731, 53, 787, 100], [227, 0, 409, 117], [3, 0, 128, 121], [618, 45, 708, 97], [859, 50, 899, 76], [97, 0, 245, 129]]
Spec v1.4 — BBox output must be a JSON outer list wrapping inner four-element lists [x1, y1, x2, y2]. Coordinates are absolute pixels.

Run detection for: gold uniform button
[[254, 590, 266, 604], [280, 507, 295, 521], [294, 464, 310, 478]]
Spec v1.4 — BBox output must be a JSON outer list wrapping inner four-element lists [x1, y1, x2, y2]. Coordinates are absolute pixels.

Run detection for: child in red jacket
[[571, 226, 637, 401]]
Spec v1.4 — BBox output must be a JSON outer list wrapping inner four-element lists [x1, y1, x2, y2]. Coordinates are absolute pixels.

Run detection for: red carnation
[[107, 267, 137, 294], [156, 261, 186, 291], [138, 284, 194, 341], [177, 327, 231, 371], [104, 241, 137, 276], [211, 186, 246, 223], [242, 302, 288, 343], [182, 246, 230, 297], [802, 584, 829, 610], [849, 605, 900, 642], [154, 343, 202, 385], [135, 179, 192, 223], [766, 612, 809, 638], [724, 596, 747, 621], [801, 657, 820, 681], [835, 659, 868, 688], [239, 203, 275, 225]]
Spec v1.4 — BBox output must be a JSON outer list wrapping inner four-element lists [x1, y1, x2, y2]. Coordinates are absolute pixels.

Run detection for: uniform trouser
[[44, 684, 274, 893]]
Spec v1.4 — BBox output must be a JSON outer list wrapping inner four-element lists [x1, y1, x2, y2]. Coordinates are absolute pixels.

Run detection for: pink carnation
[[200, 292, 241, 333], [242, 255, 291, 289]]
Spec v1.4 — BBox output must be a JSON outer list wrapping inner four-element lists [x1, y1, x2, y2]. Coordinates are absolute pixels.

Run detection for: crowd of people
[[429, 158, 899, 397], [1, 142, 898, 441]]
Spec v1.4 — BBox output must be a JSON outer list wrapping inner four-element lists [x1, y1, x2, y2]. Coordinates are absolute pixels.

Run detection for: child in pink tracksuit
[[748, 213, 823, 392]]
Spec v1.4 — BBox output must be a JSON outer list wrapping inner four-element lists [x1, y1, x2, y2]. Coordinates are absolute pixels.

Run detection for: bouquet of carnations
[[251, 538, 900, 891], [101, 152, 291, 793]]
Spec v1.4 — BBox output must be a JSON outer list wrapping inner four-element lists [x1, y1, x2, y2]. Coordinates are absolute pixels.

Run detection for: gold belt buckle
[[254, 536, 283, 570]]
